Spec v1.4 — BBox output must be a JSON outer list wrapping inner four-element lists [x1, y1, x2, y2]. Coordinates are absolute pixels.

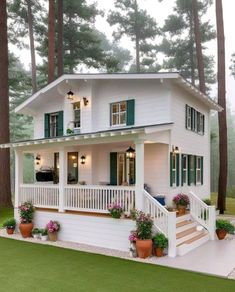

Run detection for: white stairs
[[176, 213, 210, 256]]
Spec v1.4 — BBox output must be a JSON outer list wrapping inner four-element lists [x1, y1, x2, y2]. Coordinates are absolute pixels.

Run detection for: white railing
[[64, 185, 135, 214], [189, 191, 215, 240], [143, 190, 177, 257], [20, 184, 59, 209]]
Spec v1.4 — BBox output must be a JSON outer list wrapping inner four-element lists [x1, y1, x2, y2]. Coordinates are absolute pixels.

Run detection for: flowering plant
[[135, 211, 153, 240], [46, 220, 60, 233], [108, 203, 123, 218], [173, 193, 190, 206], [18, 201, 34, 223], [129, 230, 138, 242]]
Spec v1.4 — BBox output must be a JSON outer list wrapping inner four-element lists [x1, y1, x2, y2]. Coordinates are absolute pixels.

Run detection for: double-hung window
[[196, 156, 203, 184], [49, 113, 58, 138], [44, 111, 63, 138], [186, 105, 191, 130], [181, 154, 188, 186], [170, 153, 179, 187], [73, 102, 81, 128], [111, 101, 127, 126], [186, 105, 205, 135]]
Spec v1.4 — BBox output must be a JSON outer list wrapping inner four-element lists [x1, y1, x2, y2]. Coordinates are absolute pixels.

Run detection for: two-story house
[[1, 72, 221, 256]]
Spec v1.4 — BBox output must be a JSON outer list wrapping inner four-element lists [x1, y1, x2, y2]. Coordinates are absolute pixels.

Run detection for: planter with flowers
[[46, 220, 60, 241], [128, 230, 137, 257], [108, 203, 123, 219], [134, 211, 153, 259], [173, 193, 190, 215], [18, 201, 34, 238], [3, 218, 16, 235]]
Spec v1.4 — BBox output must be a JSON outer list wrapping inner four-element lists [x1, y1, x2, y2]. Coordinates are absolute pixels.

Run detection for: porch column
[[59, 148, 66, 212], [135, 140, 144, 210], [15, 149, 23, 209]]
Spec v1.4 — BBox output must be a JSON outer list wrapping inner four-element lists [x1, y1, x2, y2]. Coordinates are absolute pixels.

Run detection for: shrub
[[18, 201, 34, 223], [173, 194, 189, 206], [153, 233, 168, 249], [3, 218, 16, 229], [216, 219, 235, 234]]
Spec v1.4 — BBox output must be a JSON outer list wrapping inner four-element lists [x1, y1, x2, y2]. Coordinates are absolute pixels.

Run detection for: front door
[[117, 153, 135, 185]]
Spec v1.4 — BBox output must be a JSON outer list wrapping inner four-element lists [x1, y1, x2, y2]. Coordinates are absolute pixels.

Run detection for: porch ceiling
[[0, 123, 173, 150]]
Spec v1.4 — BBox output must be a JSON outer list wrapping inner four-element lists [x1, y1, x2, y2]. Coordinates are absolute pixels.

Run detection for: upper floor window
[[185, 105, 205, 135], [73, 102, 81, 128], [44, 111, 63, 138], [110, 99, 135, 127]]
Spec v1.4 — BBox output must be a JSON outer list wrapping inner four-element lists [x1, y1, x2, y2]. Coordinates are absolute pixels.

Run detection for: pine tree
[[107, 0, 160, 73], [230, 53, 235, 76], [48, 0, 55, 83]]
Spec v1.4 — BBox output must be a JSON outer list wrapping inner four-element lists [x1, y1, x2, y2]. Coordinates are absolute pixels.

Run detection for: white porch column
[[59, 148, 66, 212], [15, 149, 23, 210], [135, 140, 144, 211]]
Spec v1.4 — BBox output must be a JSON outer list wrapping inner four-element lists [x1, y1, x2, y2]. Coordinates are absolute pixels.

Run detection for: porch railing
[[64, 185, 135, 214], [19, 184, 59, 209], [188, 191, 216, 240], [143, 190, 176, 257]]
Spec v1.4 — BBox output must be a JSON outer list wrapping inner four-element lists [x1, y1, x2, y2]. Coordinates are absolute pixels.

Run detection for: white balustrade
[[189, 191, 216, 240], [19, 184, 59, 209], [64, 185, 135, 214]]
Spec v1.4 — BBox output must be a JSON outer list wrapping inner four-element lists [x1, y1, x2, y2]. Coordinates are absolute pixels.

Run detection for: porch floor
[[0, 229, 235, 279]]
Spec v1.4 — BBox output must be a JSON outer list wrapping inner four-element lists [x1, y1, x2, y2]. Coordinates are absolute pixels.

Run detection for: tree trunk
[[57, 0, 63, 77], [189, 10, 195, 85], [48, 0, 55, 83], [26, 0, 37, 93], [192, 0, 206, 94], [216, 0, 227, 214], [0, 0, 12, 207]]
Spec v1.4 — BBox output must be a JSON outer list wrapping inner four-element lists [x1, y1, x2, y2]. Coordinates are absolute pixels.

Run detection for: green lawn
[[0, 238, 234, 292], [211, 193, 235, 215], [0, 207, 14, 226]]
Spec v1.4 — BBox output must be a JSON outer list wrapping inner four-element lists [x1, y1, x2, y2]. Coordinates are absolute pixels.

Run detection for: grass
[[211, 193, 235, 215], [0, 207, 14, 226], [0, 238, 234, 292]]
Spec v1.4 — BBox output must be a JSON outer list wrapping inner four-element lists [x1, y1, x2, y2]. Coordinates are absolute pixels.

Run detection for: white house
[[0, 72, 221, 257]]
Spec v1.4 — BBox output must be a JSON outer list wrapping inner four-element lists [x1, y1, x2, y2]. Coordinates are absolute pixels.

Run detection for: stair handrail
[[143, 190, 177, 257], [188, 191, 215, 240]]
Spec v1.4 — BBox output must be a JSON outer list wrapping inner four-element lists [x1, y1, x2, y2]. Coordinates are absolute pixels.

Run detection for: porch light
[[172, 146, 179, 154], [35, 154, 41, 165], [83, 97, 89, 106], [67, 90, 74, 100], [126, 146, 135, 159], [80, 155, 86, 164]]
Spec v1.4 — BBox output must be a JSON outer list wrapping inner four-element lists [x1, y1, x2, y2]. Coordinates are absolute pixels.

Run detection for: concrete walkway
[[0, 229, 235, 279]]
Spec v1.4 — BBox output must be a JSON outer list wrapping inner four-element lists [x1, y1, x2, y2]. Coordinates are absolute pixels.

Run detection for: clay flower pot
[[6, 227, 15, 235], [155, 247, 164, 257], [19, 222, 33, 238], [177, 205, 186, 216], [48, 231, 57, 242], [136, 239, 152, 258], [216, 229, 227, 240]]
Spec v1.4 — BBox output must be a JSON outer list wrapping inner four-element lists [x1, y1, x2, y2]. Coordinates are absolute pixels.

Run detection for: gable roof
[[15, 72, 222, 114]]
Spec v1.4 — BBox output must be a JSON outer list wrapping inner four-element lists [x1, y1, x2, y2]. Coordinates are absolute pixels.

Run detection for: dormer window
[[73, 102, 81, 128]]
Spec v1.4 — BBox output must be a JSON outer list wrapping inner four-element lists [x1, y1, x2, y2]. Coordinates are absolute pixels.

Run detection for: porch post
[[15, 149, 23, 209], [135, 139, 144, 211], [59, 148, 66, 212]]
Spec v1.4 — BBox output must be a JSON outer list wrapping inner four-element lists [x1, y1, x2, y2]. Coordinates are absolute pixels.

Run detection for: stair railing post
[[208, 206, 216, 240], [167, 211, 177, 257]]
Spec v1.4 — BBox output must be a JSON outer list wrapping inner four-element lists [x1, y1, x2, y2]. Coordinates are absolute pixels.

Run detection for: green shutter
[[202, 115, 205, 135], [110, 152, 117, 185], [191, 108, 195, 131], [176, 154, 180, 186], [170, 152, 173, 187], [194, 156, 197, 185], [188, 155, 191, 185], [57, 111, 64, 136], [44, 113, 50, 138], [126, 99, 135, 126], [201, 157, 203, 185], [181, 155, 184, 186], [185, 105, 188, 129]]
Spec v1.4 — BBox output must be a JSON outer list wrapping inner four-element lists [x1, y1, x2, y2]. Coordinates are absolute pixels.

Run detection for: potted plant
[[40, 228, 48, 241], [46, 220, 60, 241], [153, 233, 168, 257], [2, 218, 16, 235], [135, 211, 153, 259], [216, 219, 235, 240], [66, 128, 74, 135], [108, 203, 123, 219], [128, 230, 137, 258], [32, 228, 40, 239], [173, 193, 190, 215], [18, 201, 34, 238]]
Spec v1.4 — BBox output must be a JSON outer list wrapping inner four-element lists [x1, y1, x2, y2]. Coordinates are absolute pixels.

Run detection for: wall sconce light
[[35, 154, 41, 165], [83, 97, 89, 106], [172, 146, 180, 154], [67, 90, 74, 101], [126, 146, 135, 159], [80, 155, 86, 164]]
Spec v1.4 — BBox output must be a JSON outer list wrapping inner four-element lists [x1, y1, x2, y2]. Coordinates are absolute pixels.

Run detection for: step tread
[[176, 226, 197, 239], [177, 232, 208, 247], [176, 220, 193, 228]]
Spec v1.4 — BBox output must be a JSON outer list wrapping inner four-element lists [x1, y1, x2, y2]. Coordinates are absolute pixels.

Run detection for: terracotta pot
[[177, 205, 186, 216], [6, 227, 15, 235], [155, 247, 164, 257], [216, 229, 227, 240], [19, 223, 33, 238], [136, 239, 152, 259], [48, 231, 57, 241]]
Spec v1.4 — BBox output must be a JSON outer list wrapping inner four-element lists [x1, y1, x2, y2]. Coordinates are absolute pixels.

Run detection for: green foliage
[[153, 233, 168, 249], [203, 199, 211, 206], [19, 201, 34, 223], [135, 211, 153, 239], [216, 219, 235, 233], [2, 217, 16, 229], [32, 228, 41, 235], [41, 228, 48, 236]]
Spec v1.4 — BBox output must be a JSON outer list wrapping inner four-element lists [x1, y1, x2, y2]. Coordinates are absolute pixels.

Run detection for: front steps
[[176, 214, 210, 256]]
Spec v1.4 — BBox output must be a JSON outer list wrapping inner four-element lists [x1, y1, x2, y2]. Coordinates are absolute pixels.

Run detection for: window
[[50, 113, 58, 137], [185, 105, 205, 135], [188, 155, 195, 185], [45, 111, 63, 138], [196, 156, 203, 184], [181, 154, 188, 185], [73, 102, 81, 128], [186, 105, 191, 130], [111, 101, 127, 126], [170, 153, 179, 187], [67, 152, 78, 184]]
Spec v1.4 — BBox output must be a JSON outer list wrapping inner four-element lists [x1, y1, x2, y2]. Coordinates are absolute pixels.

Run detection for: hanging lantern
[[126, 146, 135, 159], [67, 90, 74, 100]]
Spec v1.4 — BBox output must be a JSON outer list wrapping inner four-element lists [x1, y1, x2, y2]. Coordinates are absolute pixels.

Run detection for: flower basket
[[46, 220, 60, 241], [108, 203, 123, 219], [173, 194, 189, 215]]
